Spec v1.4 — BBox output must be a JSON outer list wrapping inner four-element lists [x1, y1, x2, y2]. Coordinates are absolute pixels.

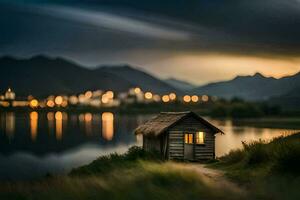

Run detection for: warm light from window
[[183, 95, 191, 103], [153, 95, 161, 102], [69, 95, 78, 105], [30, 99, 39, 108], [184, 133, 193, 144], [144, 92, 153, 99], [162, 95, 170, 103], [196, 132, 205, 144], [169, 93, 176, 100], [191, 95, 199, 102], [55, 96, 63, 105]]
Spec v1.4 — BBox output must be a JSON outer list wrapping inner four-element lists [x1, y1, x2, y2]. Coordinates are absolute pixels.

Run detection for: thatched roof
[[134, 111, 224, 137]]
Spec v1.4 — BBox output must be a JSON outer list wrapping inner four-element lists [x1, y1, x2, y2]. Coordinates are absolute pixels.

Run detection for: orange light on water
[[102, 112, 114, 141], [183, 95, 191, 103], [30, 111, 38, 141], [55, 111, 63, 140], [85, 113, 92, 122]]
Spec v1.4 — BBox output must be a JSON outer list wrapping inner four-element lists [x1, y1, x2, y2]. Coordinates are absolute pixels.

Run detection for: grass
[[211, 132, 300, 199], [0, 147, 246, 200]]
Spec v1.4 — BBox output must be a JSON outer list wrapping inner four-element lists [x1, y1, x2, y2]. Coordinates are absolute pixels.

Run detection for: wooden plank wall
[[168, 116, 216, 160]]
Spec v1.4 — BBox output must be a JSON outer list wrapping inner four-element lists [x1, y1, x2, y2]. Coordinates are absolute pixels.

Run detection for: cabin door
[[184, 133, 194, 160]]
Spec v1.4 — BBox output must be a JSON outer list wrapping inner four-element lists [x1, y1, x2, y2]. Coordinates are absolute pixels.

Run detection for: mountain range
[[192, 72, 300, 101], [0, 55, 177, 97], [1, 55, 299, 107]]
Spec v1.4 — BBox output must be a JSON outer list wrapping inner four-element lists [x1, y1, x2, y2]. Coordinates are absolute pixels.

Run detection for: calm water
[[0, 112, 298, 180]]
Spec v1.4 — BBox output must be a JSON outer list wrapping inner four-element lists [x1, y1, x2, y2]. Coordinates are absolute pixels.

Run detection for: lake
[[0, 111, 298, 180]]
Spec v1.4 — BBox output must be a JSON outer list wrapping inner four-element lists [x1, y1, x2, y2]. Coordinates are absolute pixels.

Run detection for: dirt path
[[172, 163, 245, 195]]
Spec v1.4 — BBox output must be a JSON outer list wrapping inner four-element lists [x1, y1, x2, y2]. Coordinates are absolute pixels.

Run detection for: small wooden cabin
[[134, 111, 223, 161]]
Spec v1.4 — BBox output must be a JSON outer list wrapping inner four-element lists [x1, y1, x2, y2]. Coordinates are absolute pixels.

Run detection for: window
[[184, 133, 193, 144], [195, 132, 205, 144]]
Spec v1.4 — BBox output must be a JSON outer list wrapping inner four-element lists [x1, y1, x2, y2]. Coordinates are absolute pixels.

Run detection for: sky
[[1, 0, 300, 85]]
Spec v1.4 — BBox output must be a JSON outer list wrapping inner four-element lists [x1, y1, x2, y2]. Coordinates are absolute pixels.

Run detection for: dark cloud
[[0, 0, 300, 66]]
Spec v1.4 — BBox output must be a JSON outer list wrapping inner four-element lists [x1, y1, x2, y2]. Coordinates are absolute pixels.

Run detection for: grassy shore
[[0, 147, 245, 200], [1, 134, 300, 200], [211, 132, 300, 199]]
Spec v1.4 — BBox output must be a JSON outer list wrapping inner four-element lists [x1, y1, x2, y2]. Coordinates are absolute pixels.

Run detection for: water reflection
[[5, 112, 15, 139], [55, 111, 63, 140], [102, 112, 114, 141], [30, 112, 38, 141]]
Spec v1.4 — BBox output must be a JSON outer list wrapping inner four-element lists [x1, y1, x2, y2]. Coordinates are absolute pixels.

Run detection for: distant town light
[[30, 99, 39, 108], [162, 95, 170, 103], [191, 95, 199, 103], [202, 95, 209, 102], [102, 94, 109, 104], [144, 92, 153, 99], [169, 93, 176, 101], [55, 96, 63, 105], [61, 100, 68, 108], [106, 91, 114, 99], [85, 91, 93, 99], [153, 95, 161, 102], [69, 95, 78, 105], [134, 87, 141, 94], [46, 100, 55, 108], [183, 95, 191, 103]]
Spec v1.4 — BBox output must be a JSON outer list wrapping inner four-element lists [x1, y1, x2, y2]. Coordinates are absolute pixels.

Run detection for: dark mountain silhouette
[[96, 65, 178, 94], [193, 72, 300, 101], [0, 56, 177, 97], [165, 78, 196, 91]]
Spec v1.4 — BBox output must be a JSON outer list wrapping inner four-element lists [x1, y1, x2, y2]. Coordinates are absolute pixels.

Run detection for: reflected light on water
[[6, 112, 15, 139], [85, 113, 92, 136], [102, 112, 114, 141], [55, 111, 63, 140], [30, 112, 38, 141], [47, 112, 54, 135]]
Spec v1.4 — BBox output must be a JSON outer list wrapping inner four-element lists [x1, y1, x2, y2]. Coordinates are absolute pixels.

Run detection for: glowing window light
[[191, 95, 199, 103], [30, 99, 39, 108], [144, 92, 153, 99], [162, 95, 170, 103], [196, 132, 205, 144], [55, 96, 63, 105], [183, 95, 191, 103], [85, 91, 93, 99], [46, 100, 55, 108], [106, 91, 114, 99], [202, 95, 209, 102], [134, 87, 141, 94], [169, 93, 176, 101]]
